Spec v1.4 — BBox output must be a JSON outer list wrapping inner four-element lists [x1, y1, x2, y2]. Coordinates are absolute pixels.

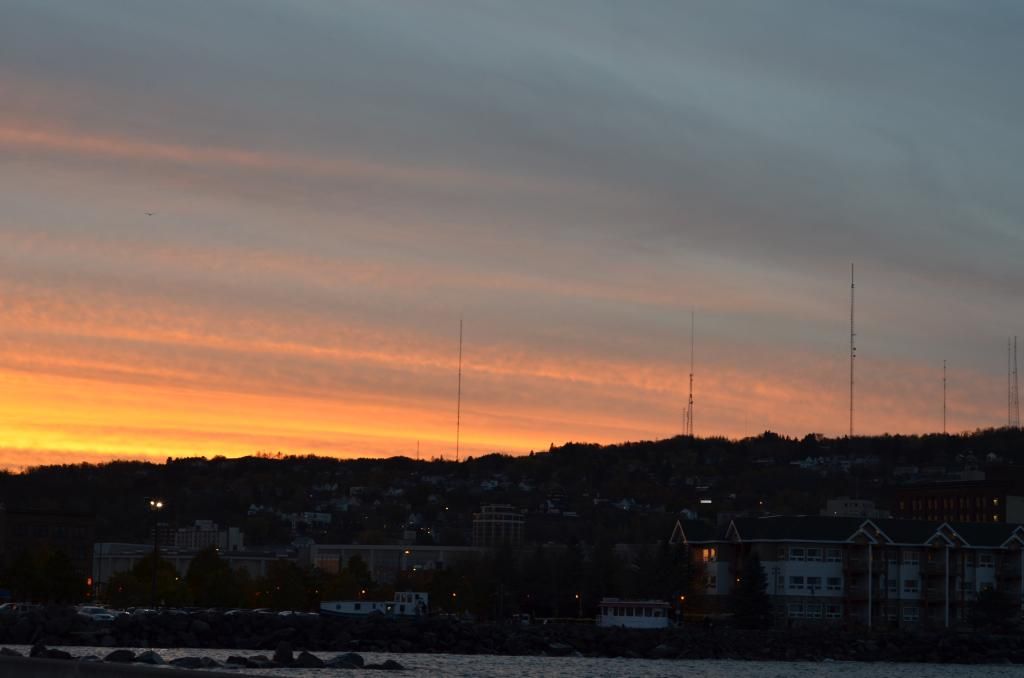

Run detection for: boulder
[[190, 619, 212, 635], [0, 647, 23, 657], [365, 658, 405, 670], [104, 649, 136, 663], [294, 651, 325, 668], [136, 650, 165, 665], [273, 640, 294, 665], [546, 642, 574, 656], [199, 657, 221, 669], [333, 652, 365, 667], [169, 656, 203, 669]]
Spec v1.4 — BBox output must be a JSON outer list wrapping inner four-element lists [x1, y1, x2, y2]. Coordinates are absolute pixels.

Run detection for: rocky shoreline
[[1, 608, 1022, 664]]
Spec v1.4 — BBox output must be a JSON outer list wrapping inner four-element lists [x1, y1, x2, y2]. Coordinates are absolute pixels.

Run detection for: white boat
[[320, 591, 428, 618], [597, 598, 671, 629]]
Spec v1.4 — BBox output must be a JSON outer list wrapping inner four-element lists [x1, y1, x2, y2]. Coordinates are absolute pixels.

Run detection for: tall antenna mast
[[1009, 338, 1013, 428], [849, 263, 855, 438], [942, 360, 947, 435], [685, 310, 695, 437], [1014, 336, 1020, 429], [456, 317, 463, 462]]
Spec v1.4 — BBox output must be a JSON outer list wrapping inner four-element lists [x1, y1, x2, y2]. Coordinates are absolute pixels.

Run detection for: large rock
[[32, 647, 73, 663], [104, 649, 136, 663], [365, 658, 405, 671], [333, 652, 364, 667], [169, 656, 203, 669], [190, 619, 212, 635], [273, 640, 294, 665], [136, 650, 165, 665], [294, 651, 325, 668], [0, 648, 23, 657], [546, 642, 574, 656]]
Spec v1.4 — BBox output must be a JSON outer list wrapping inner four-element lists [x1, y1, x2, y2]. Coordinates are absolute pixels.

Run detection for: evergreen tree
[[731, 552, 771, 628]]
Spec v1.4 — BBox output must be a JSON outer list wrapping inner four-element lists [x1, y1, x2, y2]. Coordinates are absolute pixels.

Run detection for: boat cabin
[[597, 598, 671, 629]]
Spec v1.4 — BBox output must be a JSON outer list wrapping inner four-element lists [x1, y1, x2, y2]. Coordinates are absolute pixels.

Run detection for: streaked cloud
[[0, 1, 1021, 467]]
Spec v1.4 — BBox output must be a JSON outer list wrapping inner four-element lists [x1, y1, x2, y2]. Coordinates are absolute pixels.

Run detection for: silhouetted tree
[[185, 547, 245, 608], [731, 552, 771, 628]]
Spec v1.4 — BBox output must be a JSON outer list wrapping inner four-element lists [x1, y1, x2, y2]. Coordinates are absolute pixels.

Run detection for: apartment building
[[670, 516, 1024, 628], [472, 504, 525, 548]]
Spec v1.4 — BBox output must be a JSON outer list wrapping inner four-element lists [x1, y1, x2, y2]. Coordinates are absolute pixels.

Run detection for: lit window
[[702, 547, 717, 563]]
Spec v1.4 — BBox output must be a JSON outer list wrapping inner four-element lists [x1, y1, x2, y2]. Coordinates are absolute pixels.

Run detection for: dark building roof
[[946, 522, 1024, 547], [672, 515, 1024, 549], [871, 519, 942, 545], [729, 516, 864, 542]]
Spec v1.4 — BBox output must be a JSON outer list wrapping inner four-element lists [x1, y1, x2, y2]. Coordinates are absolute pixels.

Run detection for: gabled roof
[[728, 516, 865, 542], [946, 522, 1024, 548], [669, 519, 717, 544], [870, 519, 945, 545], [676, 515, 1024, 549]]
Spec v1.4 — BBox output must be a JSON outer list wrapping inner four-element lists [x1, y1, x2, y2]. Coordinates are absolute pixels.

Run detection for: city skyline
[[2, 1, 1023, 468]]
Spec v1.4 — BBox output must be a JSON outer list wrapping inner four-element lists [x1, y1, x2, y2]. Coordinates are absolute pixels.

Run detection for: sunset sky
[[2, 1, 1023, 468]]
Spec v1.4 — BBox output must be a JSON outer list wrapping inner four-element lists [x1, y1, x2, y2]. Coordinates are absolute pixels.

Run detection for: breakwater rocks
[[1, 608, 1022, 664], [2, 644, 405, 672]]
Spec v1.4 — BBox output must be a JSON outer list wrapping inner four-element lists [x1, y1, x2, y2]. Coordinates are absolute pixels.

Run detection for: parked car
[[77, 605, 118, 622], [0, 603, 41, 616]]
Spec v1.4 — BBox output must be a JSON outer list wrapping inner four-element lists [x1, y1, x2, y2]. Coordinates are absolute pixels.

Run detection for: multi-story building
[[670, 516, 1024, 628], [303, 543, 484, 584], [149, 520, 245, 552], [821, 497, 890, 519], [92, 543, 296, 597], [472, 504, 525, 548], [894, 480, 1024, 523]]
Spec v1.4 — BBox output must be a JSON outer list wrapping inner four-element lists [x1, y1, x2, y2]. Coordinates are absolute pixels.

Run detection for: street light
[[148, 498, 164, 608], [575, 592, 582, 618]]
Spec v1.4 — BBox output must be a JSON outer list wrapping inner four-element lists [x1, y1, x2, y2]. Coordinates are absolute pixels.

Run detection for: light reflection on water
[[12, 646, 1022, 678]]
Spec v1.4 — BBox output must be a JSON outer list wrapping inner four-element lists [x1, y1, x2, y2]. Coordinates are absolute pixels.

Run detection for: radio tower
[[1011, 336, 1020, 430], [685, 310, 695, 437], [456, 317, 463, 462], [942, 360, 947, 435], [849, 263, 856, 438]]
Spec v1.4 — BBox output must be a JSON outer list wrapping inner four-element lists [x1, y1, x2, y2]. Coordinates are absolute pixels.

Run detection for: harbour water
[[10, 647, 1022, 678]]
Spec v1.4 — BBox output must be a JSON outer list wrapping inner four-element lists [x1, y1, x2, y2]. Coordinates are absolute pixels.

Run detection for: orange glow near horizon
[[1, 35, 1016, 473]]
